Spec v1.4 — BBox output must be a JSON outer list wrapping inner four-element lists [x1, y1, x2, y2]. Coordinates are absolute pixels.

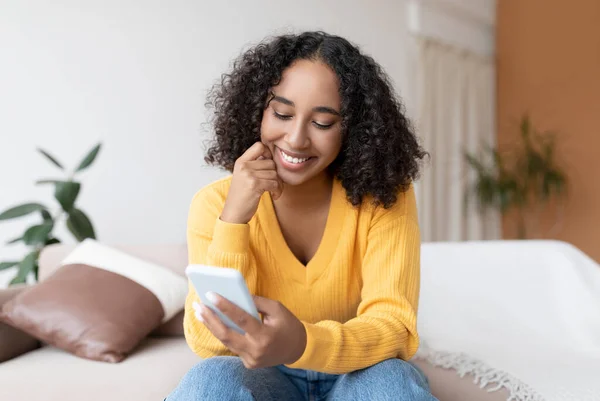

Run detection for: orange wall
[[496, 0, 600, 260]]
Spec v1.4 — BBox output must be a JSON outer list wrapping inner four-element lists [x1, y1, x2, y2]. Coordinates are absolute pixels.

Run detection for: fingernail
[[205, 291, 218, 304], [195, 311, 204, 322], [192, 301, 200, 310]]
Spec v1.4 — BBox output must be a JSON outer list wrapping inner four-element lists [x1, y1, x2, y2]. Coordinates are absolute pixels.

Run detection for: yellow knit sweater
[[183, 176, 421, 374]]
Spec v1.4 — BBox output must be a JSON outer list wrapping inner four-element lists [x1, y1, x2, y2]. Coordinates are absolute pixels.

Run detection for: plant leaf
[[543, 169, 566, 199], [0, 261, 19, 271], [465, 115, 568, 221], [41, 209, 53, 223], [23, 222, 54, 246], [10, 251, 38, 285], [489, 148, 503, 170], [37, 148, 64, 170], [520, 114, 531, 139], [464, 152, 487, 175], [474, 174, 499, 211], [67, 209, 96, 241], [0, 203, 47, 221], [9, 275, 26, 285], [36, 179, 62, 185], [75, 143, 102, 173], [5, 236, 23, 245], [54, 181, 81, 212], [45, 237, 61, 246]]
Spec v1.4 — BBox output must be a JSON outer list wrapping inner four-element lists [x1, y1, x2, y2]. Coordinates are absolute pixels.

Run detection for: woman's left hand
[[192, 294, 307, 369]]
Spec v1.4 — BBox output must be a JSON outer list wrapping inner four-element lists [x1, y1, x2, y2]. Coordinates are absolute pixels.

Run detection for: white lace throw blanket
[[415, 240, 600, 401]]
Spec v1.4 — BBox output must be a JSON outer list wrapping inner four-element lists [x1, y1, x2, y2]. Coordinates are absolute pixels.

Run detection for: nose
[[284, 119, 310, 150]]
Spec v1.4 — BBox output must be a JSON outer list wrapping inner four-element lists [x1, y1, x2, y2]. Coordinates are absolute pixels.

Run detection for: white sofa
[[0, 242, 521, 401]]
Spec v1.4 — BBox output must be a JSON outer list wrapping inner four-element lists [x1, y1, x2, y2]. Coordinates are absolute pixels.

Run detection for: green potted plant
[[464, 115, 568, 239], [0, 143, 101, 285]]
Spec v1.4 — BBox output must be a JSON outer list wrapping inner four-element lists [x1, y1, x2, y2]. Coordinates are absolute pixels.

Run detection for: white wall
[[0, 0, 415, 287]]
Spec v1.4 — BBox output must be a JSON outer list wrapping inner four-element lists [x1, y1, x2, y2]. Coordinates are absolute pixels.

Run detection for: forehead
[[273, 59, 340, 108]]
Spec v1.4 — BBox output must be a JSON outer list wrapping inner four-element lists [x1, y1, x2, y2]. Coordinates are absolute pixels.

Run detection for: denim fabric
[[166, 357, 438, 401]]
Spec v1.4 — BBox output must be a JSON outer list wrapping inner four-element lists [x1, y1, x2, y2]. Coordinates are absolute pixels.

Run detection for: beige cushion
[[0, 285, 39, 362], [0, 340, 508, 401], [0, 338, 199, 401], [0, 333, 509, 401], [39, 242, 189, 279]]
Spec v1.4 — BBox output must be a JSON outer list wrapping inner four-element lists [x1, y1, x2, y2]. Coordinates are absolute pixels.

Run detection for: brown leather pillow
[[0, 239, 187, 363], [0, 285, 40, 362]]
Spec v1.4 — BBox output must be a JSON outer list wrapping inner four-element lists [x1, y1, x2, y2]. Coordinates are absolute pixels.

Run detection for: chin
[[277, 170, 313, 186]]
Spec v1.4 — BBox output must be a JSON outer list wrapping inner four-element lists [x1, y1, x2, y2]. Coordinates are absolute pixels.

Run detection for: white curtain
[[414, 38, 501, 242]]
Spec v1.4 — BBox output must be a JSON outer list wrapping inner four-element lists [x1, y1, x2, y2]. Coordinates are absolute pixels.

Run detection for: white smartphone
[[185, 264, 260, 334]]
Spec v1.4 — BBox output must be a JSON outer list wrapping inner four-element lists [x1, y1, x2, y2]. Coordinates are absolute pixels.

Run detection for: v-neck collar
[[258, 178, 346, 285]]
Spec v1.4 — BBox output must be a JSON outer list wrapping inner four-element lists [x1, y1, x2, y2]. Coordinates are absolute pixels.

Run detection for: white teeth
[[281, 150, 309, 164]]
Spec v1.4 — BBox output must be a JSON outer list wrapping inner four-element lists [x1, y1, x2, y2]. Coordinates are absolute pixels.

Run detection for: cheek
[[260, 114, 278, 143], [317, 131, 342, 160]]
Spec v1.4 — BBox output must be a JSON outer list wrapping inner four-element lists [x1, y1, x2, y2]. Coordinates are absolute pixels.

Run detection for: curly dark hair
[[204, 31, 428, 208]]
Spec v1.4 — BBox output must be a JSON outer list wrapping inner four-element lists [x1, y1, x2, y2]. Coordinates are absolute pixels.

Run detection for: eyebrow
[[270, 94, 340, 116]]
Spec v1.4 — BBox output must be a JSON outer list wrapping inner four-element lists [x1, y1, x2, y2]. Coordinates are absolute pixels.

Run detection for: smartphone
[[185, 264, 260, 334]]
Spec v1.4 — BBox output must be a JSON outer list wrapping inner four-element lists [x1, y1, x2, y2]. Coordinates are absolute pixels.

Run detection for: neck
[[276, 172, 334, 209]]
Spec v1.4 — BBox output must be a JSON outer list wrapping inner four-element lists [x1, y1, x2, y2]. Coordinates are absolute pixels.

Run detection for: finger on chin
[[242, 141, 267, 161], [262, 145, 273, 160]]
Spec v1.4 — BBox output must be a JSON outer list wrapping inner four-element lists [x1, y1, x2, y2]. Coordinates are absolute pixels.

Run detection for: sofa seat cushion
[[0, 338, 199, 401], [0, 336, 510, 401]]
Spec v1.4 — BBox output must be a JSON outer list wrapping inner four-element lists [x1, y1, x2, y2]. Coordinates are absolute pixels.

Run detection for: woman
[[167, 31, 435, 401]]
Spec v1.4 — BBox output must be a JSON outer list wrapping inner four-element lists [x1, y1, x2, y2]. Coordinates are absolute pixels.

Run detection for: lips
[[280, 149, 311, 164], [275, 147, 315, 170]]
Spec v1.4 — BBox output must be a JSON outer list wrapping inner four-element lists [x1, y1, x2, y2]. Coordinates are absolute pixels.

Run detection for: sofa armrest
[[0, 284, 40, 363]]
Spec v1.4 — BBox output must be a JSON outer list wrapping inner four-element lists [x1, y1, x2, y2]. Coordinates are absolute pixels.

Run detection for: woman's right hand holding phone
[[220, 142, 283, 224]]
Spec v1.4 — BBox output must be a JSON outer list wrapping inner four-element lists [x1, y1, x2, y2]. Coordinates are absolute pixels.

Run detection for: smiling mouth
[[279, 148, 313, 164]]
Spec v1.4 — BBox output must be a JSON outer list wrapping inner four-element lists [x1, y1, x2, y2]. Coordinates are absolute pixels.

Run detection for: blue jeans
[[166, 356, 438, 401]]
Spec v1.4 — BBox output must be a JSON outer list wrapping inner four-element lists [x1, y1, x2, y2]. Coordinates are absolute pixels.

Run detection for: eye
[[273, 111, 292, 120], [273, 110, 335, 130], [313, 121, 334, 130]]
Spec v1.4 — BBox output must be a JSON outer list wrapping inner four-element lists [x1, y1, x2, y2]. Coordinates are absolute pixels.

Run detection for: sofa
[[0, 242, 511, 401]]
